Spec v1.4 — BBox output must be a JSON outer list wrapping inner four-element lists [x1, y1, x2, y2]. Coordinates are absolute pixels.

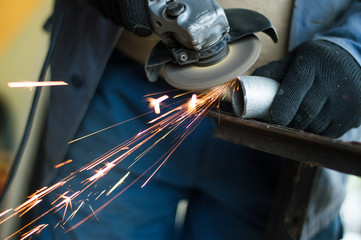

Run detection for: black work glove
[[253, 40, 361, 138], [88, 0, 152, 37]]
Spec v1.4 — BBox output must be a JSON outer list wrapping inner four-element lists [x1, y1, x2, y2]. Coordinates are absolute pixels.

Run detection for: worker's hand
[[88, 0, 152, 37], [252, 40, 361, 138]]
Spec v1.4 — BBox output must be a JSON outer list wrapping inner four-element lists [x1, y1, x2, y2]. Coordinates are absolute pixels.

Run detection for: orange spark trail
[[0, 209, 12, 218], [107, 172, 130, 196], [88, 206, 99, 222], [64, 201, 84, 224], [68, 112, 152, 144], [54, 159, 73, 169], [8, 81, 68, 88]]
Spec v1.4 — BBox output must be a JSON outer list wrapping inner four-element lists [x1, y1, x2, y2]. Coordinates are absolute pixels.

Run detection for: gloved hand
[[88, 0, 152, 37], [252, 40, 361, 138]]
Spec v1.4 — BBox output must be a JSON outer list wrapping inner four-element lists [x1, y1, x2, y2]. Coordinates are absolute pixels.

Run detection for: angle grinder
[[145, 0, 278, 89], [144, 0, 280, 119]]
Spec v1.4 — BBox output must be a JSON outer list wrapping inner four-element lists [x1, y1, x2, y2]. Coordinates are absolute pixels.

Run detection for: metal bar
[[209, 111, 361, 176], [266, 160, 318, 240]]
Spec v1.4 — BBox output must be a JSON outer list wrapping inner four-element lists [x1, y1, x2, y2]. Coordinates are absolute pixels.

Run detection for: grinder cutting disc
[[163, 35, 261, 90]]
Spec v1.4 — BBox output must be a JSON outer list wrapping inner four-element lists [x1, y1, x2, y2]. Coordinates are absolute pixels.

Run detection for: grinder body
[[144, 0, 279, 91]]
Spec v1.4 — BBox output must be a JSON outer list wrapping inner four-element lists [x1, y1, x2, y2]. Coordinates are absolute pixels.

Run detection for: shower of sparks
[[20, 224, 48, 240], [8, 81, 68, 88], [1, 79, 236, 239], [147, 95, 169, 114]]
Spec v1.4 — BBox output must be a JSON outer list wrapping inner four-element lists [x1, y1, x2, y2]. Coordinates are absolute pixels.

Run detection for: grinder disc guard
[[164, 35, 261, 90]]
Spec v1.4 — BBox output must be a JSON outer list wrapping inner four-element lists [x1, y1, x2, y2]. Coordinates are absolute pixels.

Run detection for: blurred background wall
[[0, 1, 51, 152], [0, 1, 52, 238]]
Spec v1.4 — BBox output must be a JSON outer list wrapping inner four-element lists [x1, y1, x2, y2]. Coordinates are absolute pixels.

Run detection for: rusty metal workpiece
[[209, 111, 361, 239], [208, 111, 361, 176]]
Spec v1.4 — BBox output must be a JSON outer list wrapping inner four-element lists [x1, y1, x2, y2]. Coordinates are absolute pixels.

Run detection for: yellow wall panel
[[0, 1, 52, 238], [0, 0, 47, 55]]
